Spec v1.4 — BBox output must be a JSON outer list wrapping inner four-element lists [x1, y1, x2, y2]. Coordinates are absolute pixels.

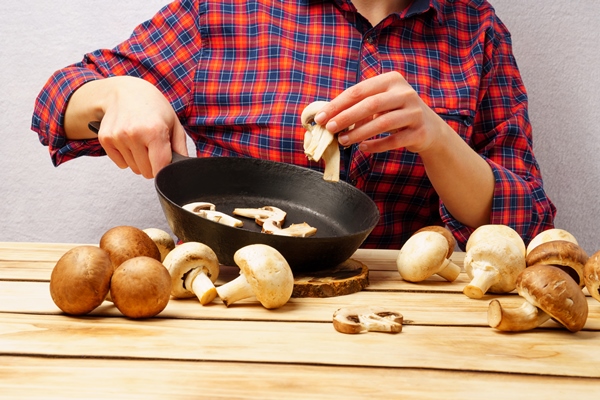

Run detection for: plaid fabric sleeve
[[441, 15, 556, 248], [31, 0, 201, 166]]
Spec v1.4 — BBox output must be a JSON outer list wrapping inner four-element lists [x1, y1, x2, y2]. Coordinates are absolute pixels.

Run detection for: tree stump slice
[[292, 259, 369, 298]]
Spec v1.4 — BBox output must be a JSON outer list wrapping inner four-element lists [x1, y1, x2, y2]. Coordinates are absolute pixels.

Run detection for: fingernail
[[314, 112, 326, 125], [358, 143, 368, 152], [325, 120, 338, 133], [338, 134, 349, 146]]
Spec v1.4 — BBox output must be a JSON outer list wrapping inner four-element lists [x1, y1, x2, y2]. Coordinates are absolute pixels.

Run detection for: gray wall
[[2, 1, 600, 254]]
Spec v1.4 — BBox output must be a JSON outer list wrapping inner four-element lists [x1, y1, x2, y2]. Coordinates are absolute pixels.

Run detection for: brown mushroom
[[583, 250, 600, 303], [99, 225, 161, 272], [49, 245, 113, 315], [143, 228, 175, 262], [333, 306, 403, 334], [525, 240, 588, 287], [488, 264, 588, 332], [301, 101, 340, 182], [163, 242, 220, 305], [526, 228, 579, 255], [110, 256, 172, 319], [396, 230, 461, 282], [216, 244, 294, 309]]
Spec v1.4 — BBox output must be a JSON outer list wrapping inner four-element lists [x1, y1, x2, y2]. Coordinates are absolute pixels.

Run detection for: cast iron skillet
[[89, 122, 380, 272]]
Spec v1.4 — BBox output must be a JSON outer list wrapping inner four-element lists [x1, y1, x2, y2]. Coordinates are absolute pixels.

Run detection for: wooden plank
[[0, 355, 597, 399], [2, 281, 599, 330], [0, 313, 599, 378]]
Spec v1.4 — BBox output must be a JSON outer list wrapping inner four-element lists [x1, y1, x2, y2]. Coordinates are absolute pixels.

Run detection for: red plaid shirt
[[32, 0, 556, 249]]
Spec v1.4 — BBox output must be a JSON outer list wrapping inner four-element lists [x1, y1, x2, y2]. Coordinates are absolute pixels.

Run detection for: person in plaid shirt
[[31, 0, 556, 249]]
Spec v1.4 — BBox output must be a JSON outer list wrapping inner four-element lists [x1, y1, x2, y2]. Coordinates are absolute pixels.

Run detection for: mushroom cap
[[466, 224, 526, 257], [525, 240, 588, 287], [99, 225, 161, 271], [517, 264, 588, 332], [110, 256, 172, 319], [49, 245, 113, 315], [163, 242, 220, 298], [526, 228, 578, 255], [233, 244, 294, 309], [300, 101, 329, 129], [414, 225, 456, 258], [143, 228, 175, 262], [396, 231, 449, 282], [463, 238, 525, 293], [583, 250, 600, 302]]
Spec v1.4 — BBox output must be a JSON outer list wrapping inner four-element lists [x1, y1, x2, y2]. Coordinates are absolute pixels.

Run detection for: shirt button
[[365, 36, 374, 45], [350, 179, 358, 186]]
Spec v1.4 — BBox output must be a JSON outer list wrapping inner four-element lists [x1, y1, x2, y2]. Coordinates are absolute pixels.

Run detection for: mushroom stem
[[436, 258, 462, 282], [463, 262, 499, 299], [185, 269, 217, 305], [488, 299, 551, 331], [216, 274, 256, 307]]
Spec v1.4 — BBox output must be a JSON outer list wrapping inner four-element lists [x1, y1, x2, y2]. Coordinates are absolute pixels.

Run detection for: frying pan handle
[[87, 121, 189, 164]]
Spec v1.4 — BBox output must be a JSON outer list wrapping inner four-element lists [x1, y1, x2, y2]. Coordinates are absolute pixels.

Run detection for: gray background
[[2, 1, 599, 254]]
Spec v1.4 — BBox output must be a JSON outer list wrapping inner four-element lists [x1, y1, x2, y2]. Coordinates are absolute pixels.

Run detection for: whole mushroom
[[99, 225, 161, 271], [583, 250, 600, 303], [216, 244, 294, 309], [110, 256, 172, 319], [301, 101, 341, 182], [49, 245, 113, 315], [143, 228, 175, 262], [396, 230, 461, 282], [488, 264, 588, 332], [526, 228, 579, 256], [163, 241, 220, 305], [463, 225, 526, 299], [525, 240, 588, 287]]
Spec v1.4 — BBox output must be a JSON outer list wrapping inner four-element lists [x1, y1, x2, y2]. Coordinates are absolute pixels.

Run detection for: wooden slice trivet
[[292, 258, 369, 298]]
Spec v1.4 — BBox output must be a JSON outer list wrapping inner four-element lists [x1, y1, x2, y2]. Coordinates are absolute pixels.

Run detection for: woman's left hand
[[313, 71, 445, 154]]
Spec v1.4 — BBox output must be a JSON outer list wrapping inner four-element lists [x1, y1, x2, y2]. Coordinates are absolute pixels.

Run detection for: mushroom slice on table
[[525, 240, 588, 287], [526, 228, 579, 256], [488, 264, 588, 332], [143, 228, 176, 262], [216, 244, 294, 309], [396, 230, 461, 282], [333, 306, 403, 334], [163, 242, 221, 305], [462, 224, 526, 299], [232, 206, 287, 226], [301, 101, 340, 182], [262, 219, 317, 237], [583, 250, 600, 303]]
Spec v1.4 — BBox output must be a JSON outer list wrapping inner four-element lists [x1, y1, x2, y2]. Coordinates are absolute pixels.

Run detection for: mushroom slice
[[301, 101, 340, 182], [232, 206, 287, 226], [182, 202, 216, 213], [333, 306, 403, 334], [196, 210, 243, 228], [488, 264, 588, 332], [262, 218, 317, 237]]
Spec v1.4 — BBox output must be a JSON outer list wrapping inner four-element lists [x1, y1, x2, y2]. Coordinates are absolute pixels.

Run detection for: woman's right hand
[[64, 76, 188, 179]]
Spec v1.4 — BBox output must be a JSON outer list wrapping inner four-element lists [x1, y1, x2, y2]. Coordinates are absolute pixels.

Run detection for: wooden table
[[1, 242, 599, 398]]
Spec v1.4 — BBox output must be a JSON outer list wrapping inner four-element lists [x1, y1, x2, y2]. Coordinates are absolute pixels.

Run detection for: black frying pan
[[88, 122, 380, 272]]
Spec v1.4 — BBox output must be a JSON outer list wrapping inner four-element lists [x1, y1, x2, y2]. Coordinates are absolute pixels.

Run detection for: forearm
[[419, 120, 494, 229]]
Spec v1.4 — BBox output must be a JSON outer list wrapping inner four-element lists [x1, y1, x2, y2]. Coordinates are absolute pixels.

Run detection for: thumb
[[170, 120, 189, 157]]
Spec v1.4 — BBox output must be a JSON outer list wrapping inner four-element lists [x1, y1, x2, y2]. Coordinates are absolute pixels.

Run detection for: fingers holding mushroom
[[488, 264, 588, 332], [333, 306, 403, 334], [216, 244, 294, 309], [163, 242, 221, 305]]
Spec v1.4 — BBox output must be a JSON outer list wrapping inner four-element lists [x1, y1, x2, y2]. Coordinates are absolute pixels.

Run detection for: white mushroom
[[232, 206, 287, 226], [143, 228, 176, 262], [163, 242, 220, 305], [396, 230, 461, 282], [301, 101, 340, 182], [262, 218, 317, 237], [333, 306, 403, 334], [216, 244, 294, 309]]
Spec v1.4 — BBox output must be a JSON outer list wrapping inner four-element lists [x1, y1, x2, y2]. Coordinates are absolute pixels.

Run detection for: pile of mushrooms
[[301, 101, 341, 182], [49, 225, 174, 319], [462, 225, 526, 299]]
